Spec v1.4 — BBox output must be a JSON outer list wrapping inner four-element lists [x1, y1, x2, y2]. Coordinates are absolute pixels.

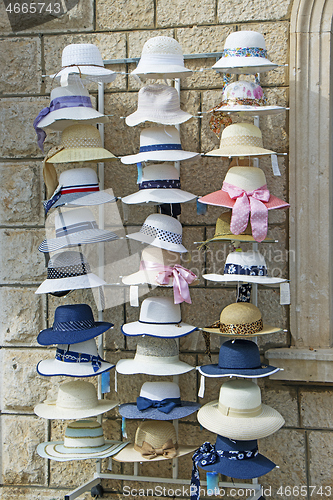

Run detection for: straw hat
[[200, 303, 282, 337], [37, 419, 128, 461], [127, 213, 187, 253], [39, 208, 118, 253], [119, 381, 200, 420], [45, 124, 116, 164], [36, 338, 115, 377], [131, 36, 192, 79], [112, 420, 196, 462], [50, 43, 117, 84], [120, 126, 199, 164], [116, 336, 194, 376], [203, 249, 287, 284], [35, 250, 106, 295], [206, 123, 276, 157], [213, 31, 278, 74], [125, 84, 192, 127], [197, 379, 285, 440], [121, 163, 197, 205], [121, 297, 197, 338], [34, 380, 118, 419]]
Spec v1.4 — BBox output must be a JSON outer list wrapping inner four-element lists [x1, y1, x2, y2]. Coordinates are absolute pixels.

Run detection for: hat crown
[[222, 81, 264, 103], [135, 420, 177, 448], [50, 83, 90, 100], [136, 336, 179, 357], [136, 84, 181, 113], [63, 419, 105, 449], [222, 123, 262, 140], [139, 297, 182, 324], [56, 380, 99, 410], [224, 166, 266, 191], [140, 381, 181, 401], [61, 124, 102, 149], [62, 43, 104, 67], [48, 250, 89, 270], [53, 304, 95, 325], [58, 168, 99, 188], [139, 126, 181, 147], [218, 339, 261, 369], [140, 246, 180, 266], [58, 338, 98, 357], [141, 36, 183, 56], [142, 213, 182, 236], [141, 163, 179, 182], [220, 302, 262, 326], [225, 250, 267, 269], [224, 31, 266, 50], [219, 380, 262, 411], [54, 208, 96, 230]]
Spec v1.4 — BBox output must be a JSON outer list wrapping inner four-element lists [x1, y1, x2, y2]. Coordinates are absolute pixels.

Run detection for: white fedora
[[121, 163, 197, 205], [116, 336, 194, 376], [213, 31, 278, 74], [34, 380, 118, 419], [125, 84, 192, 127], [121, 297, 197, 338], [127, 213, 187, 253], [120, 126, 199, 164], [197, 379, 285, 440], [37, 419, 129, 461], [36, 338, 114, 377], [39, 208, 118, 253], [131, 36, 192, 79]]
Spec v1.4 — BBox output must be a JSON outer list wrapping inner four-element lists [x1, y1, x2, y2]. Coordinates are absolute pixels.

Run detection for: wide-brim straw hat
[[34, 380, 118, 419], [197, 379, 285, 440], [131, 36, 192, 79], [206, 123, 275, 157], [113, 420, 196, 462], [212, 31, 278, 74], [121, 126, 199, 164]]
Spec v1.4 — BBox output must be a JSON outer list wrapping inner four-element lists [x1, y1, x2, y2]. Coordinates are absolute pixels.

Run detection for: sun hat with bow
[[121, 163, 197, 205], [131, 36, 192, 79], [206, 123, 276, 157], [35, 250, 106, 295], [120, 126, 199, 164], [118, 382, 200, 420], [112, 420, 196, 462], [197, 379, 285, 440], [34, 380, 118, 419], [127, 213, 187, 253], [121, 297, 197, 337], [125, 84, 192, 127], [36, 338, 115, 377], [203, 249, 287, 285], [116, 336, 194, 376], [37, 419, 128, 461], [198, 166, 289, 243], [50, 43, 117, 84], [213, 31, 278, 74], [37, 304, 113, 346], [200, 303, 282, 337]]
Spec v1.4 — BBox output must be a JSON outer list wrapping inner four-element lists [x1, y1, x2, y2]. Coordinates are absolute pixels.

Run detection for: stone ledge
[[265, 348, 333, 382]]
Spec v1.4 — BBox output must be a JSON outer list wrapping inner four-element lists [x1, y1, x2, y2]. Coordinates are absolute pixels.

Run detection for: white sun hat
[[116, 336, 195, 376], [36, 338, 114, 377], [50, 43, 117, 84], [213, 31, 278, 74], [197, 379, 285, 440], [37, 419, 129, 461], [131, 36, 192, 79], [121, 126, 199, 164], [34, 380, 118, 419], [125, 84, 192, 127], [126, 213, 187, 253]]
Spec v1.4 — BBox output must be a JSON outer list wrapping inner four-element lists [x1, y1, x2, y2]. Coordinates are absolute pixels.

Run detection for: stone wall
[[1, 0, 333, 499]]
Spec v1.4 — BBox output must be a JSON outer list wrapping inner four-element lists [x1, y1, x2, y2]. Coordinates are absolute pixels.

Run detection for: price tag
[[271, 154, 281, 176], [280, 282, 291, 304], [130, 285, 139, 307]]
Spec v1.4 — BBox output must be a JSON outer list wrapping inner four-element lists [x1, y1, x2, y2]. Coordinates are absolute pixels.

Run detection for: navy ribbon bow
[[191, 442, 218, 500], [136, 396, 181, 414]]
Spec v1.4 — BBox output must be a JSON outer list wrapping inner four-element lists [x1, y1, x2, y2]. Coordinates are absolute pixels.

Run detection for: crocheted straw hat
[[197, 379, 285, 440], [201, 302, 282, 337], [112, 420, 196, 462], [131, 36, 192, 79]]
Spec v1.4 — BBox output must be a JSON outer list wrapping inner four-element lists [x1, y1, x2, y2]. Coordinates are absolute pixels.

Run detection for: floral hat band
[[222, 47, 268, 59]]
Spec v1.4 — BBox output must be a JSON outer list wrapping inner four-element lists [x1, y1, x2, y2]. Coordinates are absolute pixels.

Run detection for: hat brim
[[200, 323, 282, 336], [126, 232, 188, 254], [34, 398, 118, 419], [121, 151, 199, 164], [121, 322, 197, 338], [50, 67, 117, 84], [199, 451, 276, 479], [38, 229, 119, 253], [212, 58, 278, 74], [38, 110, 110, 131], [131, 66, 192, 79], [112, 443, 196, 462], [35, 272, 106, 294], [37, 439, 128, 461], [205, 146, 276, 157], [198, 234, 276, 244], [118, 401, 200, 420], [116, 358, 194, 376], [197, 364, 280, 378], [121, 189, 197, 205], [37, 321, 113, 346], [216, 105, 286, 117], [47, 148, 116, 164], [203, 273, 286, 284], [198, 191, 289, 210], [36, 358, 115, 377], [44, 191, 116, 211], [125, 111, 192, 127], [197, 400, 285, 440]]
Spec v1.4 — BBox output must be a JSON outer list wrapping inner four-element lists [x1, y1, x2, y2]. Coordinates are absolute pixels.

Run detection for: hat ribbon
[[52, 318, 95, 331], [135, 439, 178, 460], [55, 221, 98, 238], [224, 263, 267, 277], [139, 179, 181, 189], [139, 144, 182, 153], [44, 183, 100, 214], [222, 47, 268, 59], [56, 347, 103, 372], [47, 260, 90, 279], [139, 261, 197, 304], [222, 181, 270, 242], [33, 95, 92, 152], [136, 396, 181, 414], [140, 223, 183, 245]]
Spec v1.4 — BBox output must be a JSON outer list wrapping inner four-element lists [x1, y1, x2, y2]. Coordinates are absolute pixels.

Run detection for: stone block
[[259, 381, 299, 427], [0, 287, 46, 346], [1, 414, 47, 485], [308, 431, 333, 498], [157, 0, 215, 27], [218, 0, 292, 23], [96, 0, 154, 30], [179, 91, 200, 153], [300, 389, 333, 428], [0, 488, 64, 500]]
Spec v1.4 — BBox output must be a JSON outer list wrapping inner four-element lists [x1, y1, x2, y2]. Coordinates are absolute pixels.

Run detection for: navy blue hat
[[37, 304, 113, 346], [198, 339, 279, 378]]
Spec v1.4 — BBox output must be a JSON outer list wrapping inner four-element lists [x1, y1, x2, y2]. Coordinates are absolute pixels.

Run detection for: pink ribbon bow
[[139, 261, 197, 304], [222, 181, 270, 243]]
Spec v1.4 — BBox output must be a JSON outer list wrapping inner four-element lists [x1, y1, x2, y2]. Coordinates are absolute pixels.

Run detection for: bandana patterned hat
[[213, 31, 278, 74]]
